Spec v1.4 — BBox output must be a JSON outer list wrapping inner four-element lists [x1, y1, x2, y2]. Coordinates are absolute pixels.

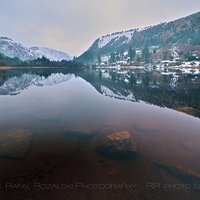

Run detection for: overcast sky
[[0, 0, 200, 56]]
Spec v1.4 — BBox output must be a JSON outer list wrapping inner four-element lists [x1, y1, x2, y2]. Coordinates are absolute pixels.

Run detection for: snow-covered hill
[[77, 11, 200, 64], [98, 27, 150, 48], [0, 36, 72, 61], [29, 47, 72, 61]]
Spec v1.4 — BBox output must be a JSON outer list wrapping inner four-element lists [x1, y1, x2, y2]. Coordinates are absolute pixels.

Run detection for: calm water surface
[[0, 67, 200, 199]]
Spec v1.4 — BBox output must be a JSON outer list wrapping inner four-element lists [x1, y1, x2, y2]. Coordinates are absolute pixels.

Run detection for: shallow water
[[0, 67, 200, 199]]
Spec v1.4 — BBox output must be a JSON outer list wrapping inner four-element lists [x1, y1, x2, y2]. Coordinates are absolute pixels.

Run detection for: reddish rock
[[96, 131, 137, 160], [107, 131, 132, 141]]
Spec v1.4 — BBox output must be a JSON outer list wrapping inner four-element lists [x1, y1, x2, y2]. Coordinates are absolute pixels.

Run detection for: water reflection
[[0, 73, 74, 95], [0, 67, 200, 199], [1, 67, 200, 118], [82, 68, 200, 117]]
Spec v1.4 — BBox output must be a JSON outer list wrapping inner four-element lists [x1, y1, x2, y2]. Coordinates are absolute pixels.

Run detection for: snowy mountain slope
[[29, 47, 72, 61], [0, 36, 72, 61], [98, 27, 151, 48], [77, 11, 200, 64], [0, 37, 34, 61]]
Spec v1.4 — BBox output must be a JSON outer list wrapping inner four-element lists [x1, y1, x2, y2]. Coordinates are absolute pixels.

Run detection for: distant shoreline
[[0, 66, 83, 70], [0, 66, 16, 70], [94, 65, 200, 70], [1, 65, 200, 71]]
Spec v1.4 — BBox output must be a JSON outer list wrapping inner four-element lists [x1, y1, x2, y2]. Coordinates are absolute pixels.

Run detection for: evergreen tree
[[73, 56, 77, 61], [110, 53, 116, 64], [142, 46, 150, 62], [163, 51, 169, 60], [129, 47, 136, 63], [98, 55, 101, 64]]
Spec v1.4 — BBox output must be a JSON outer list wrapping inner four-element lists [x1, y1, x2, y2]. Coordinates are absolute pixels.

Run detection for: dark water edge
[[0, 67, 200, 199], [0, 127, 200, 200]]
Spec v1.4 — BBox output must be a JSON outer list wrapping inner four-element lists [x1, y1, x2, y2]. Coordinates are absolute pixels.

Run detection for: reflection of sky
[[0, 0, 199, 55]]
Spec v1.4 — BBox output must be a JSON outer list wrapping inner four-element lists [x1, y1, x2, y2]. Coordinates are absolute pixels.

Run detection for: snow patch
[[101, 86, 135, 101], [29, 47, 72, 62], [98, 29, 136, 48], [97, 26, 153, 48]]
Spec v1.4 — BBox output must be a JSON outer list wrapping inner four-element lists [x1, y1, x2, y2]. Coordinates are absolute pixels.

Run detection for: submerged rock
[[96, 131, 138, 160], [107, 130, 131, 139], [0, 129, 32, 159], [180, 141, 193, 151], [156, 162, 200, 191], [64, 126, 98, 140]]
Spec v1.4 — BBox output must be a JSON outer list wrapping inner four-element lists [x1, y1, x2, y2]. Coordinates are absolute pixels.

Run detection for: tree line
[[0, 53, 83, 68]]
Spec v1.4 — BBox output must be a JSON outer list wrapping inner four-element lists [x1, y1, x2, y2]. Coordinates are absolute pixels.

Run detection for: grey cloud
[[0, 0, 200, 55]]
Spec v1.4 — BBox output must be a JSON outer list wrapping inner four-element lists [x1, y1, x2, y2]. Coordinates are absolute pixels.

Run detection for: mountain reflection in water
[[1, 67, 200, 117], [0, 67, 200, 200]]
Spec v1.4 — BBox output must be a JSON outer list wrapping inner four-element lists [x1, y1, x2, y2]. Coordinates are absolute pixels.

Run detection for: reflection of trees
[[110, 71, 117, 82], [81, 69, 200, 111], [129, 74, 136, 86], [141, 72, 151, 87], [3, 68, 200, 117], [0, 68, 84, 87]]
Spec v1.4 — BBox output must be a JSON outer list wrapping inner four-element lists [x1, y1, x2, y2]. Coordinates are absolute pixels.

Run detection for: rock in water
[[0, 129, 32, 159], [107, 131, 132, 143], [96, 131, 137, 160]]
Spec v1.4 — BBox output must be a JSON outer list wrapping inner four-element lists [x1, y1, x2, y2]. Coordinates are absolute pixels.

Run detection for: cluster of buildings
[[96, 45, 200, 68]]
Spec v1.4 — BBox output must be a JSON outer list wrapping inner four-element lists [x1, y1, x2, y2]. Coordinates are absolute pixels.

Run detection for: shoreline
[[0, 66, 17, 70], [0, 66, 85, 70]]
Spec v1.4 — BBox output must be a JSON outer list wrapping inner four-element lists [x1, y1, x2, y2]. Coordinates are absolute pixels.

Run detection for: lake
[[0, 66, 200, 199]]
